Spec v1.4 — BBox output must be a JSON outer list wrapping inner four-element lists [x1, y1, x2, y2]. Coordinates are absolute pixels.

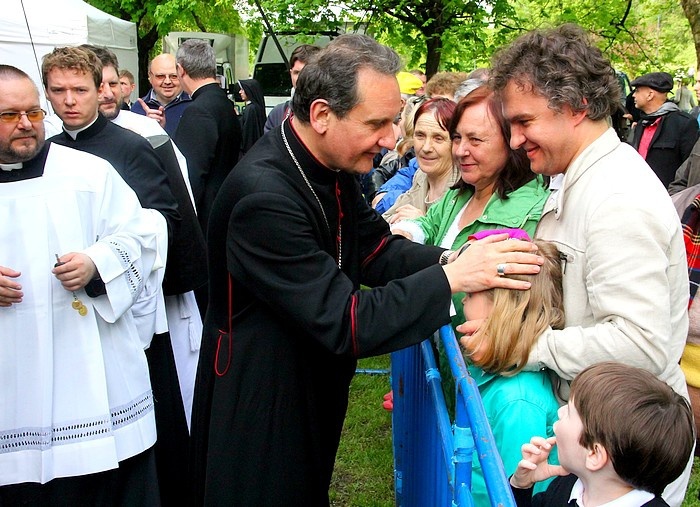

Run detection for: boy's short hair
[[570, 362, 694, 495]]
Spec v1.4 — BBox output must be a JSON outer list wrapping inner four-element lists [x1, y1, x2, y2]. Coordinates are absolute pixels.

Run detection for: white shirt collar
[[569, 478, 655, 507], [0, 163, 23, 171], [63, 114, 99, 140]]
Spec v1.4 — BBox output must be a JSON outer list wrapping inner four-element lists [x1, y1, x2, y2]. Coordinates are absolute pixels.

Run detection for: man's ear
[[570, 98, 589, 126], [176, 63, 186, 80], [309, 98, 332, 134], [585, 442, 609, 472]]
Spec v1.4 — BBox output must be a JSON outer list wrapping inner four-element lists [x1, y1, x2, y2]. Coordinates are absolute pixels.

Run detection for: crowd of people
[[0, 22, 698, 507]]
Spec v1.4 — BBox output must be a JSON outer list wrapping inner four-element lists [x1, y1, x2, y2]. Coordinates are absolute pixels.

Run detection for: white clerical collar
[[0, 162, 23, 172], [63, 114, 99, 140], [569, 479, 654, 507]]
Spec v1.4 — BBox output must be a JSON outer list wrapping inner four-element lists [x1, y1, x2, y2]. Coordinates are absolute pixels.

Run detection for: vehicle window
[[254, 63, 291, 96]]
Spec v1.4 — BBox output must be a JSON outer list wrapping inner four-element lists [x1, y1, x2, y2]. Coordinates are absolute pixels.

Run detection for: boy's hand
[[510, 436, 569, 489], [456, 319, 482, 337]]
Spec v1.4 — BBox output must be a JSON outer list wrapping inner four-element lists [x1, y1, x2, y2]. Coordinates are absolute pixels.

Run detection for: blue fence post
[[391, 325, 517, 507], [391, 341, 453, 506], [440, 326, 516, 507]]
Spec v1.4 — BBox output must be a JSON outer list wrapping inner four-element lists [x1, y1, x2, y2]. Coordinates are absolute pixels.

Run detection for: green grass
[[332, 355, 700, 506], [330, 356, 395, 507], [685, 459, 700, 507]]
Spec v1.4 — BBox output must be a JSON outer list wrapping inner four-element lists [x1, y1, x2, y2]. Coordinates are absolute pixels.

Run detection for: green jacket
[[414, 174, 549, 249]]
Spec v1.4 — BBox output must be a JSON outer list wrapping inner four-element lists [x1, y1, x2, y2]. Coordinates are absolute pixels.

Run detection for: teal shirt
[[468, 366, 560, 506]]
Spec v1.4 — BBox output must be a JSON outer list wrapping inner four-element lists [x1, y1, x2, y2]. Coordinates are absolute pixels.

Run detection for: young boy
[[509, 362, 695, 506]]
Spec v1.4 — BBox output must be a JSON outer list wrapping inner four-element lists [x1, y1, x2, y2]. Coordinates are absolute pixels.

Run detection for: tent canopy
[[0, 0, 138, 110]]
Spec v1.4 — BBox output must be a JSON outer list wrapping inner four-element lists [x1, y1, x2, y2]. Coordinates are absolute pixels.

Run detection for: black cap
[[630, 72, 674, 93]]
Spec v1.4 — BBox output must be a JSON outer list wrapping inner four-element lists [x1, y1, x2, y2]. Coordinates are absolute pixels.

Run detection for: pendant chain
[[281, 120, 342, 269]]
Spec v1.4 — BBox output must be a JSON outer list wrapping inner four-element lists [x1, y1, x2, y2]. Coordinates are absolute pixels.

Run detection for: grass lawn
[[331, 355, 700, 507], [330, 356, 395, 507]]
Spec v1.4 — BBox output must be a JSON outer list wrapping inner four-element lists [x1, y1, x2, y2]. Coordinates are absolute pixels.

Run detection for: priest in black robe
[[189, 34, 543, 506]]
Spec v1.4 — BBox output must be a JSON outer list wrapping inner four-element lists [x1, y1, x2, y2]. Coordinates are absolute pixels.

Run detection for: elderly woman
[[382, 97, 460, 221]]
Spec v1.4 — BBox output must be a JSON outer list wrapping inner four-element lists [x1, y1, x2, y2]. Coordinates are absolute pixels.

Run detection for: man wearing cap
[[397, 70, 423, 99], [630, 71, 698, 188]]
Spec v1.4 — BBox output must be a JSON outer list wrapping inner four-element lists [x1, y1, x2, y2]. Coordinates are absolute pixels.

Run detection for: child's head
[[462, 239, 565, 374], [560, 362, 694, 495]]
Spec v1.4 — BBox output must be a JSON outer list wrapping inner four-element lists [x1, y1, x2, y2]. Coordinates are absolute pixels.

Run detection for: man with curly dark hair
[[482, 24, 693, 505]]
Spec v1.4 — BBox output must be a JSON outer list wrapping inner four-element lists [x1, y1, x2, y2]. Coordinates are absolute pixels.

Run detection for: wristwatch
[[439, 250, 454, 265]]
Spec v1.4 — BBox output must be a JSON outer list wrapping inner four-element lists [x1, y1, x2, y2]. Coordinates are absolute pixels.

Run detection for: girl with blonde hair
[[462, 239, 565, 374], [457, 237, 564, 505]]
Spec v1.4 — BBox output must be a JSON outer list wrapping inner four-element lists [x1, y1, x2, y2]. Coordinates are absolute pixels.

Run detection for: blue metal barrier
[[391, 324, 516, 507]]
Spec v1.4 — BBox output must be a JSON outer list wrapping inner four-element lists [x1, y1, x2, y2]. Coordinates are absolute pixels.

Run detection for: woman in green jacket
[[391, 85, 549, 327], [391, 86, 554, 502]]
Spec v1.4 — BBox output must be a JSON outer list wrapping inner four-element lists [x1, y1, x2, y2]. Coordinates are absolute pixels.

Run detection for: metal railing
[[391, 324, 516, 507]]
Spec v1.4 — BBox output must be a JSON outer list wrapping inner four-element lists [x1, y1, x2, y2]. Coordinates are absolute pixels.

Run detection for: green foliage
[[87, 0, 245, 52], [87, 0, 697, 80], [509, 0, 695, 78]]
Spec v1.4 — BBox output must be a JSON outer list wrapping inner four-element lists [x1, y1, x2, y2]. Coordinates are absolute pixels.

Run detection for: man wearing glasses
[[132, 53, 192, 136], [0, 64, 163, 505]]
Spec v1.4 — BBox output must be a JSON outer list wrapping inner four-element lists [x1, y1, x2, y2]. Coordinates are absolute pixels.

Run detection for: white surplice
[[0, 143, 163, 485]]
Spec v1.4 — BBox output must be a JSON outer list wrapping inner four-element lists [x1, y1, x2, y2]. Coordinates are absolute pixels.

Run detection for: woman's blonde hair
[[396, 95, 423, 157], [465, 240, 565, 375]]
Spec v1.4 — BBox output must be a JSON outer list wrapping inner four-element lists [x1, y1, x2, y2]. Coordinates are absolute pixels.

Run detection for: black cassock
[[190, 119, 453, 506]]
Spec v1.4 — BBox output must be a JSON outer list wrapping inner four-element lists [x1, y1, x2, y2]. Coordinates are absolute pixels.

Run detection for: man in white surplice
[[0, 65, 164, 505]]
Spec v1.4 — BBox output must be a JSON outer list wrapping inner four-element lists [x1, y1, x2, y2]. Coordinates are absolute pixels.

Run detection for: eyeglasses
[[151, 73, 179, 82], [0, 109, 46, 124]]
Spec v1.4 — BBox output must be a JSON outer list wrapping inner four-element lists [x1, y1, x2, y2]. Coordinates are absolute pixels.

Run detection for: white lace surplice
[[0, 144, 160, 485]]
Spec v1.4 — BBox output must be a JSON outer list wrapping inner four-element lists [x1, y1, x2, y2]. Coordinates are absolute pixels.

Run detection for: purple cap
[[468, 228, 532, 242]]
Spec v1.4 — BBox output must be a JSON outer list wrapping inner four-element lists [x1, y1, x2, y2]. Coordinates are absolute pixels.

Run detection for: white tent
[[0, 0, 138, 110]]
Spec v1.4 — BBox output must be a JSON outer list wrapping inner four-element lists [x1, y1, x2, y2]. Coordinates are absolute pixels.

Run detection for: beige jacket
[[382, 168, 459, 221], [532, 128, 689, 399]]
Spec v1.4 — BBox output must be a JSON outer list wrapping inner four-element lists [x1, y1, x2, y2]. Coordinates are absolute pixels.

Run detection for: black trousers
[[0, 447, 160, 507], [145, 332, 191, 507]]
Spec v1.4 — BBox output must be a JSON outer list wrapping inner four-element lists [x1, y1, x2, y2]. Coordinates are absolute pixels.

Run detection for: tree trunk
[[424, 35, 442, 79], [680, 0, 700, 74], [137, 25, 159, 96]]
